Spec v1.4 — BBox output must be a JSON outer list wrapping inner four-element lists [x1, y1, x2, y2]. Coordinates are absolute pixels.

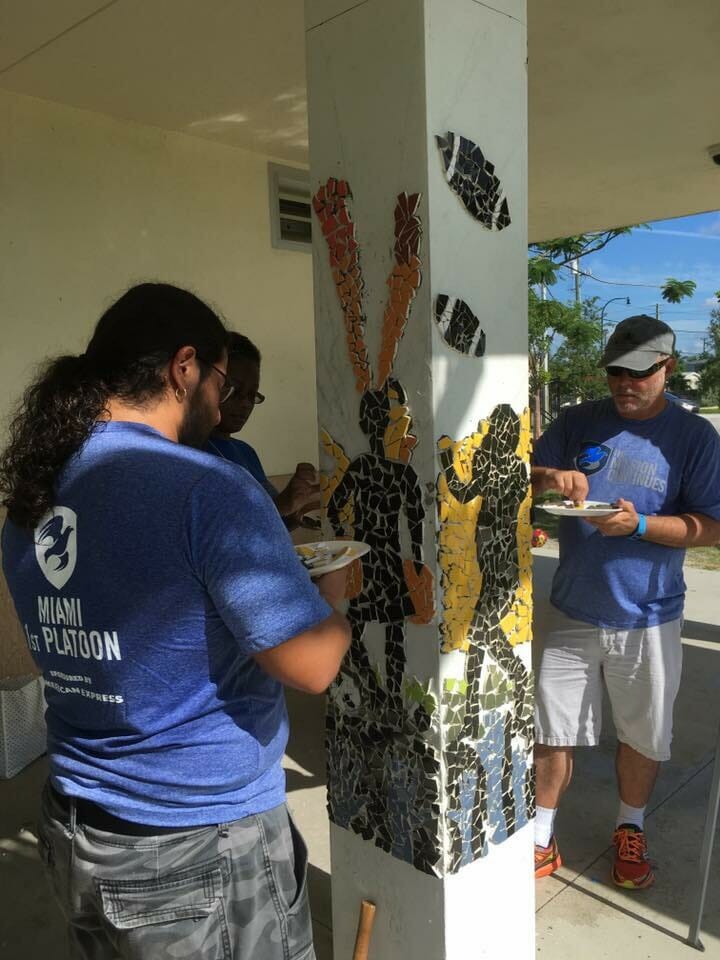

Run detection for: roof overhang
[[2, 0, 718, 240]]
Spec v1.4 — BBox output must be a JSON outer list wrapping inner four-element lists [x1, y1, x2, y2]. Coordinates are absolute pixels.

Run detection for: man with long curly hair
[[0, 282, 350, 960]]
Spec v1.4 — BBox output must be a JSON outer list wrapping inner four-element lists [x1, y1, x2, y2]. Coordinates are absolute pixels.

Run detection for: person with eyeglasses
[[0, 283, 350, 959], [206, 332, 321, 529], [530, 314, 720, 890]]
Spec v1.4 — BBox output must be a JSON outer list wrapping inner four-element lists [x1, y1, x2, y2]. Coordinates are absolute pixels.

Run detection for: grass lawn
[[532, 496, 720, 571], [685, 545, 720, 570], [700, 406, 719, 414]]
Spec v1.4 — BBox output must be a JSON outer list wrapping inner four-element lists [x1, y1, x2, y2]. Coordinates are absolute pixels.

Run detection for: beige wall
[[0, 89, 317, 475]]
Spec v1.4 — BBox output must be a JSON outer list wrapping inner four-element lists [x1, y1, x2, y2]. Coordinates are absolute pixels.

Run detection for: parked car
[[665, 391, 700, 413]]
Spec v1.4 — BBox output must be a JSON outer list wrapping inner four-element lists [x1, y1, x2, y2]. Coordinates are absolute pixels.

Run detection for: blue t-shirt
[[534, 399, 720, 628], [206, 435, 277, 499], [1, 422, 330, 826]]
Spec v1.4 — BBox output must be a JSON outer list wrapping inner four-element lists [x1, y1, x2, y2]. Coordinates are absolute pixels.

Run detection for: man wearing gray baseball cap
[[531, 314, 720, 889]]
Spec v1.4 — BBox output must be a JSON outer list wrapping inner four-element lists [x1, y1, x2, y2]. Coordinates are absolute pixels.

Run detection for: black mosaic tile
[[438, 404, 533, 869], [315, 179, 443, 876], [436, 132, 511, 230], [434, 294, 486, 357]]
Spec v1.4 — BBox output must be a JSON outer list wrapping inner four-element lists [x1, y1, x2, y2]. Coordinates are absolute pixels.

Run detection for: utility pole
[[571, 258, 581, 304], [541, 282, 549, 422], [655, 303, 660, 320]]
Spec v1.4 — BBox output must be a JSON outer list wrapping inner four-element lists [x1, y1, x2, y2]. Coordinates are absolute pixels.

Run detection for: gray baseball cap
[[599, 314, 676, 370]]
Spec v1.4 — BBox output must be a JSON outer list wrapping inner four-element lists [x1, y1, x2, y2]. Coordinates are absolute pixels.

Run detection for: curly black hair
[[0, 282, 228, 528]]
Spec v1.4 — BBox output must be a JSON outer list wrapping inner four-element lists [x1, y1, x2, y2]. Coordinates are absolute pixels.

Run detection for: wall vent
[[268, 162, 311, 252]]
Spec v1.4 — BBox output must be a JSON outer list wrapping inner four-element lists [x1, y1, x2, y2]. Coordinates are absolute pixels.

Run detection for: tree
[[528, 229, 634, 288], [699, 306, 720, 406], [666, 355, 689, 394], [528, 290, 578, 432], [528, 231, 699, 435], [548, 298, 607, 407], [661, 278, 697, 303], [527, 234, 632, 437]]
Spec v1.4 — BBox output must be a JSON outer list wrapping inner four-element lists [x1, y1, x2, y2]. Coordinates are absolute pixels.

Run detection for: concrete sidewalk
[[1, 553, 718, 958], [285, 555, 720, 958], [531, 547, 720, 959]]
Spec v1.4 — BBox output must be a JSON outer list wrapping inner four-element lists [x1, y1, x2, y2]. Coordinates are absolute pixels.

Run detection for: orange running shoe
[[612, 824, 655, 889], [535, 836, 562, 879]]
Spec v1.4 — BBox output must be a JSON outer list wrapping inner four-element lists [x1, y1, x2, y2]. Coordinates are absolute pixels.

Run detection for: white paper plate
[[538, 500, 622, 519], [295, 540, 371, 577]]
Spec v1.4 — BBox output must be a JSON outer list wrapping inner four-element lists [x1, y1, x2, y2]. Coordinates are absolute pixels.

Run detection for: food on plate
[[561, 500, 617, 511], [296, 543, 352, 571]]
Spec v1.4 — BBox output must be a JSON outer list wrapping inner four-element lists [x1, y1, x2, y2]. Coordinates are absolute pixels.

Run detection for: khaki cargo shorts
[[534, 605, 683, 762]]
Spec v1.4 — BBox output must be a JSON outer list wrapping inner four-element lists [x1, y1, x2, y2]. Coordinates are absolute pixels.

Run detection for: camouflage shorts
[[37, 782, 315, 960]]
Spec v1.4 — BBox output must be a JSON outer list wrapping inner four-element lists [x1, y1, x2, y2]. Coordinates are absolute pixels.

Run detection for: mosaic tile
[[434, 295, 486, 358], [313, 180, 423, 395], [377, 192, 423, 388], [314, 175, 532, 877], [313, 179, 371, 394], [324, 387, 434, 694], [437, 405, 534, 870], [314, 179, 441, 875], [436, 132, 511, 230]]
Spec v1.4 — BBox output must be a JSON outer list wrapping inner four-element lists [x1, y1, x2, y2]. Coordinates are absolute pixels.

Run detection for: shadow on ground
[[1, 555, 718, 959], [533, 552, 720, 956]]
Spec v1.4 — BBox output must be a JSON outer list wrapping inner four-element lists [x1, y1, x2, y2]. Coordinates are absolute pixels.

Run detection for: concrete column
[[306, 1, 531, 956]]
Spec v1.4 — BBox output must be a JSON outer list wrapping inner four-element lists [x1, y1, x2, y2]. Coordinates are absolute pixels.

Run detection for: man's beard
[[178, 394, 217, 449]]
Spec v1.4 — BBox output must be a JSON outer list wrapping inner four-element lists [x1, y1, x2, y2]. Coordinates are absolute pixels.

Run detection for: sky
[[551, 210, 720, 356]]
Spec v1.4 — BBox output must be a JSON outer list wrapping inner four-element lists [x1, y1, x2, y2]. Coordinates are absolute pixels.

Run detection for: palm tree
[[661, 278, 697, 303]]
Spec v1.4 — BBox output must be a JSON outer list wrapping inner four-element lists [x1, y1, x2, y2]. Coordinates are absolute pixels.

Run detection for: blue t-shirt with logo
[[1, 422, 330, 826], [534, 399, 720, 628]]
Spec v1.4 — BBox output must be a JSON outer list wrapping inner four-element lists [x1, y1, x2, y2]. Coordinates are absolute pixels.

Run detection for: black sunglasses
[[606, 358, 669, 380]]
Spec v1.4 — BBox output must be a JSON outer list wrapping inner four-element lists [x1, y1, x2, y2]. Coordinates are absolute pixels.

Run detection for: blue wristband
[[629, 513, 647, 540]]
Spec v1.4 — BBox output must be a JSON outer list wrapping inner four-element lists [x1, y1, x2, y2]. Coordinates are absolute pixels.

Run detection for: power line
[[605, 323, 707, 336], [627, 303, 711, 312], [560, 264, 660, 289]]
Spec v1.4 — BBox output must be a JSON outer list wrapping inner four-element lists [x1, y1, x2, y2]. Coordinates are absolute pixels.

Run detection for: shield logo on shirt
[[34, 507, 78, 590], [574, 442, 612, 476]]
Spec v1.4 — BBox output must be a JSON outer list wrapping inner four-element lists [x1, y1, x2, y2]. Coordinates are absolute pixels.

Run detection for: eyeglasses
[[225, 387, 265, 406], [606, 358, 669, 380], [197, 358, 235, 403]]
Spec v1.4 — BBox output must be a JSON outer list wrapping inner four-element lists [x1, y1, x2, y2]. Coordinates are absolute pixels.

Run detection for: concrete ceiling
[[2, 0, 719, 240]]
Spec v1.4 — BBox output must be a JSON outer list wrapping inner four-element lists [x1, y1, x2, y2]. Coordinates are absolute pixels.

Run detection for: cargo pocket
[[96, 854, 232, 960], [260, 810, 313, 960]]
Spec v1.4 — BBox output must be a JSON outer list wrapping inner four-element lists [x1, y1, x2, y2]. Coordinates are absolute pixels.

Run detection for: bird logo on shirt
[[34, 507, 78, 590], [575, 442, 612, 476]]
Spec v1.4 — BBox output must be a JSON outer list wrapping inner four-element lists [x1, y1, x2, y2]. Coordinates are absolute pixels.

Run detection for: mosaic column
[[305, 1, 532, 956]]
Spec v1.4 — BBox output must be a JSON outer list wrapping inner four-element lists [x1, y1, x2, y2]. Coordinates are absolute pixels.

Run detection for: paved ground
[[703, 413, 720, 434], [532, 547, 720, 959], [1, 553, 718, 959]]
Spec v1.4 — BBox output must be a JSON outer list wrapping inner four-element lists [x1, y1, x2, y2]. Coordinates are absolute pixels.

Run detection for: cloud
[[699, 215, 720, 236], [644, 228, 720, 241], [705, 296, 719, 307]]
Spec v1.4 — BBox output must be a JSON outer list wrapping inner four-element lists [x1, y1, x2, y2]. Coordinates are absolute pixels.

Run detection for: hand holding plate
[[584, 498, 639, 537], [315, 568, 348, 607]]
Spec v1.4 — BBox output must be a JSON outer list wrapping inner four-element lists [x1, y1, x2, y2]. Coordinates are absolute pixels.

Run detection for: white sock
[[535, 805, 557, 848], [616, 800, 645, 831]]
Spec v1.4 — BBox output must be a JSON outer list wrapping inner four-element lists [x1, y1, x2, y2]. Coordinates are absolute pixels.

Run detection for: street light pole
[[599, 296, 631, 349]]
